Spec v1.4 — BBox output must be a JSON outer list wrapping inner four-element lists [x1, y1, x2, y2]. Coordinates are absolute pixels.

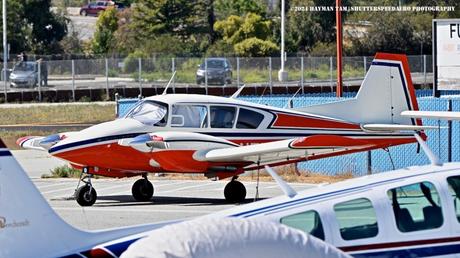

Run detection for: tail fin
[[0, 139, 162, 257], [297, 53, 421, 126], [0, 139, 89, 257]]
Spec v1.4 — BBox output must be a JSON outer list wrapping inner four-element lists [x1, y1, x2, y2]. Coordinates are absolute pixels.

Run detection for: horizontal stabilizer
[[401, 110, 460, 120], [362, 124, 438, 132]]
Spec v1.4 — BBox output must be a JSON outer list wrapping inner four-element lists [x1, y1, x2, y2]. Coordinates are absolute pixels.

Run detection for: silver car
[[9, 61, 38, 88]]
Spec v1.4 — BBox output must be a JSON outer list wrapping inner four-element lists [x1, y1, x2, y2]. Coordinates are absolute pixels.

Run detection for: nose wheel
[[224, 177, 246, 203], [74, 170, 97, 206], [132, 176, 154, 201]]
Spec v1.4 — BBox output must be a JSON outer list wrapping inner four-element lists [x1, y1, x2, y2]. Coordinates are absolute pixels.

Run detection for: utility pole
[[278, 0, 288, 82], [2, 0, 7, 102], [336, 0, 343, 97]]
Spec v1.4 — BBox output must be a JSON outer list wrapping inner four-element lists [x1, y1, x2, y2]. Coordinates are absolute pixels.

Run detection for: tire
[[75, 185, 97, 206], [80, 10, 87, 16], [224, 180, 246, 203], [132, 178, 154, 201]]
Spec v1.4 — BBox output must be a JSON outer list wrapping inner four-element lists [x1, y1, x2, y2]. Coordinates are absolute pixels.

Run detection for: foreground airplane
[[18, 53, 430, 206], [3, 118, 460, 257], [0, 138, 349, 258]]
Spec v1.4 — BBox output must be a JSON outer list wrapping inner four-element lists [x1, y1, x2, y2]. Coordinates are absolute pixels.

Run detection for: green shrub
[[43, 165, 81, 178]]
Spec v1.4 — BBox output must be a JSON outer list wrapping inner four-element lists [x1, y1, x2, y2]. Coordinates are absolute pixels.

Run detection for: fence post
[[301, 56, 304, 94], [367, 151, 372, 175], [448, 99, 452, 162], [105, 58, 109, 99], [269, 57, 273, 95], [71, 59, 75, 102], [171, 57, 176, 93], [205, 57, 208, 95], [363, 56, 367, 77], [423, 54, 427, 86], [329, 56, 333, 90], [236, 57, 240, 87], [138, 58, 142, 97], [38, 61, 42, 102]]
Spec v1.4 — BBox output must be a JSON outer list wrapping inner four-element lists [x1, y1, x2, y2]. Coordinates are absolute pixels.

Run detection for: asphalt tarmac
[[13, 150, 316, 230]]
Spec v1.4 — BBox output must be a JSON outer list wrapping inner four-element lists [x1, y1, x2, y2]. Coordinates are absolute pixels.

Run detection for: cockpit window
[[172, 105, 208, 128], [125, 101, 167, 126], [210, 106, 236, 128]]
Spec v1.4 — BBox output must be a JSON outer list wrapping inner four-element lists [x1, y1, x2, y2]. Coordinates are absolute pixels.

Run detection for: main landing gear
[[74, 169, 155, 207], [224, 176, 246, 203], [132, 175, 154, 201]]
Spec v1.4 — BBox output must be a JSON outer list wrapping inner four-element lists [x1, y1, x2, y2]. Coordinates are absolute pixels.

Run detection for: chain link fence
[[1, 55, 433, 102]]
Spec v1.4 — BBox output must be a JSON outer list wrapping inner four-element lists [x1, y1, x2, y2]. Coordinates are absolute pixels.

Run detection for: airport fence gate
[[117, 90, 460, 176]]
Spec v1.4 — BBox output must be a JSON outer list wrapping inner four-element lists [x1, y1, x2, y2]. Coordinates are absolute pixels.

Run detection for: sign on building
[[433, 19, 460, 95]]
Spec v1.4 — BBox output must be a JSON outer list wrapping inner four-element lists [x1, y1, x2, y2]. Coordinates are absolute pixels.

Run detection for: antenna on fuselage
[[264, 165, 297, 198], [162, 71, 177, 95], [413, 133, 442, 166], [230, 84, 246, 99], [283, 87, 302, 109]]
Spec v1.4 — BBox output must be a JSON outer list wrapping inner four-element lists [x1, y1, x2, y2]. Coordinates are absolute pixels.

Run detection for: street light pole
[[278, 0, 288, 82], [2, 0, 6, 102]]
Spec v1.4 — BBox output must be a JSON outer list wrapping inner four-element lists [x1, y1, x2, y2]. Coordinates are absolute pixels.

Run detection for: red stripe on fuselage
[[272, 113, 361, 130], [341, 235, 460, 252]]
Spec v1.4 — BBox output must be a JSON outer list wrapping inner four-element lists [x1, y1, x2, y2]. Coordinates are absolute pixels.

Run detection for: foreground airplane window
[[334, 198, 378, 240], [447, 176, 460, 222], [388, 182, 443, 232], [280, 210, 325, 240]]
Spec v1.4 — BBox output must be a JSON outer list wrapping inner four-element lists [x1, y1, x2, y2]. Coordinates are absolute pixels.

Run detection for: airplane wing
[[17, 132, 78, 151], [194, 135, 376, 168], [126, 133, 379, 174]]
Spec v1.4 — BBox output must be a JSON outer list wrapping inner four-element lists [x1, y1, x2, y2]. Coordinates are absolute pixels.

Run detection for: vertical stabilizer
[[296, 53, 421, 126]]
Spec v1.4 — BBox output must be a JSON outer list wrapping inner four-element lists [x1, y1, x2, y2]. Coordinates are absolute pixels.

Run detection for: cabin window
[[388, 182, 443, 233], [447, 176, 460, 222], [171, 105, 207, 128], [125, 101, 167, 127], [334, 198, 378, 240], [210, 106, 236, 128], [236, 108, 264, 129], [280, 210, 325, 240]]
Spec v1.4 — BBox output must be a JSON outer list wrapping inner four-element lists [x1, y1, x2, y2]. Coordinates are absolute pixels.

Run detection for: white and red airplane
[[18, 53, 429, 206]]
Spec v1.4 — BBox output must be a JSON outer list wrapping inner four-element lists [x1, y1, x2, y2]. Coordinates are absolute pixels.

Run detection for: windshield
[[125, 101, 168, 126], [14, 62, 35, 72], [200, 60, 225, 69]]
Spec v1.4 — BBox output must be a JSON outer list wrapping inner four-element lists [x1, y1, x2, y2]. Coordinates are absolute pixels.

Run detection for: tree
[[23, 0, 68, 54], [0, 0, 29, 54], [91, 7, 118, 54], [214, 13, 278, 56], [214, 0, 267, 19]]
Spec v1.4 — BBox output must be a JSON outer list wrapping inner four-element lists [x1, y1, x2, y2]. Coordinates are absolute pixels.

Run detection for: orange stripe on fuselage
[[272, 113, 360, 130]]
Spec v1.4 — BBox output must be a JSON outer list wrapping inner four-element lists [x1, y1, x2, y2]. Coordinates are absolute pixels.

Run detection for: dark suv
[[196, 58, 232, 85]]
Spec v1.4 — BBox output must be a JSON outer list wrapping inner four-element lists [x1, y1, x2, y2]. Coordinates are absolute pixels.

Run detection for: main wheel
[[75, 185, 97, 206], [224, 180, 246, 203], [132, 178, 154, 201]]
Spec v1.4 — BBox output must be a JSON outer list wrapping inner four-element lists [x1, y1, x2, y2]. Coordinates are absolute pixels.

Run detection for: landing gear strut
[[74, 168, 97, 206], [132, 175, 154, 201], [224, 176, 246, 203]]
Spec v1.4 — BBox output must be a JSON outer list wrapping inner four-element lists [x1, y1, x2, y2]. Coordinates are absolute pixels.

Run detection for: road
[[69, 14, 97, 41], [12, 150, 316, 230]]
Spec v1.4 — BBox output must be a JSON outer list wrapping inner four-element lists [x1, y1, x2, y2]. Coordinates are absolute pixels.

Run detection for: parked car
[[9, 61, 47, 88], [196, 58, 232, 85], [79, 1, 124, 16]]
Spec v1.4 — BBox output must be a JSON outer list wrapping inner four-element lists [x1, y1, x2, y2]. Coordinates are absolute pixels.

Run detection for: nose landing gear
[[74, 169, 97, 206]]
